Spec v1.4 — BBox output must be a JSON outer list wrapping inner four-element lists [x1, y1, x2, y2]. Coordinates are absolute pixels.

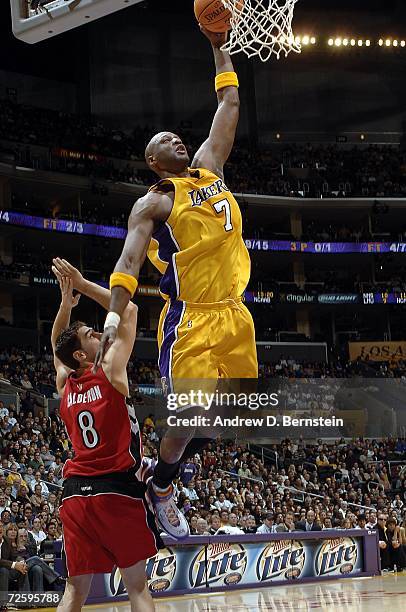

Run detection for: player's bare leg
[[120, 560, 155, 612], [57, 574, 93, 612]]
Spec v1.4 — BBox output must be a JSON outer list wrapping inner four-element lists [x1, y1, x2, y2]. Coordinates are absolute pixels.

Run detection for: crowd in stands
[[1, 390, 406, 588], [0, 346, 159, 399], [2, 99, 406, 198], [2, 344, 406, 405]]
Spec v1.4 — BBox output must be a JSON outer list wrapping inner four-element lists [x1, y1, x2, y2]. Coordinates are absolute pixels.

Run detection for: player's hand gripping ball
[[194, 0, 244, 33]]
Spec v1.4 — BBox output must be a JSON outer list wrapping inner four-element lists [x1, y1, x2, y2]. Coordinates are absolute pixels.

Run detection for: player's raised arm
[[192, 27, 239, 178], [51, 273, 81, 394], [93, 190, 170, 371]]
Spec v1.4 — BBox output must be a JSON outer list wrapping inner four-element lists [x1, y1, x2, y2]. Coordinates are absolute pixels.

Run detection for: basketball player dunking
[[51, 261, 162, 611], [95, 27, 258, 538]]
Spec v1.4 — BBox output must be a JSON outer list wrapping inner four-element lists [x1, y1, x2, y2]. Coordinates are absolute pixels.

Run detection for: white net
[[221, 0, 301, 62]]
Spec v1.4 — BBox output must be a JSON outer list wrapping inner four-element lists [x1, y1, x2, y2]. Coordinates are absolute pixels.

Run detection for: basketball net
[[221, 0, 301, 61]]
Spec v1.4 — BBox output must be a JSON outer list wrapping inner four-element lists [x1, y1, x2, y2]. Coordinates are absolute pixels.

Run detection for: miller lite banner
[[103, 536, 365, 598], [349, 341, 406, 362]]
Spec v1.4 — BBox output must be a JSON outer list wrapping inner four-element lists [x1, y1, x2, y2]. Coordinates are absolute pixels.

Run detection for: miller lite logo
[[107, 567, 127, 598], [189, 543, 247, 589], [256, 540, 305, 582], [314, 537, 358, 577], [146, 547, 176, 592], [105, 548, 176, 596]]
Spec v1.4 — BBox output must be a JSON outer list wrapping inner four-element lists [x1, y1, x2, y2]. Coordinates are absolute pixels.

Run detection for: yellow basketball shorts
[[157, 297, 258, 391]]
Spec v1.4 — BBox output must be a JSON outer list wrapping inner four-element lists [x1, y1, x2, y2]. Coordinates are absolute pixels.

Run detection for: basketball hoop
[[221, 0, 301, 61]]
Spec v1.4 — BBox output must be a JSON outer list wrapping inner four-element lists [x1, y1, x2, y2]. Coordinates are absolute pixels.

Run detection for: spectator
[[15, 528, 62, 591], [195, 518, 210, 536], [0, 523, 29, 592], [179, 458, 197, 485], [385, 518, 406, 571], [215, 493, 233, 512], [209, 515, 221, 535], [366, 510, 378, 530], [29, 517, 46, 548], [243, 515, 258, 534], [356, 514, 367, 529], [276, 511, 296, 533], [296, 509, 322, 532], [31, 472, 49, 499], [256, 512, 277, 534]]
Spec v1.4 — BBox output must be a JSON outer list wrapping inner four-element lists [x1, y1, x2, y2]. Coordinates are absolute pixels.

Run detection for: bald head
[[144, 132, 168, 165], [145, 131, 190, 177]]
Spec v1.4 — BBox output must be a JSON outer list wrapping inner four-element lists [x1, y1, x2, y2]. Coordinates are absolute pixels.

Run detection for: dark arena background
[[0, 1, 406, 610]]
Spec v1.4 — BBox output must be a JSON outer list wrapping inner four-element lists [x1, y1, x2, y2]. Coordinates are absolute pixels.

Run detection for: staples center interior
[[1, 1, 406, 611]]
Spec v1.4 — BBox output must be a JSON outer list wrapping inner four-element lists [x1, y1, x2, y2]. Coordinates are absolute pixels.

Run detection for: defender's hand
[[53, 272, 81, 309], [52, 258, 85, 292], [199, 24, 228, 48], [93, 326, 117, 373]]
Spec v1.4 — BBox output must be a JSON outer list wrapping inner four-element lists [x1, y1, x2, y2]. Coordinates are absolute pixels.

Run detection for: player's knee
[[120, 563, 148, 596], [61, 581, 89, 610]]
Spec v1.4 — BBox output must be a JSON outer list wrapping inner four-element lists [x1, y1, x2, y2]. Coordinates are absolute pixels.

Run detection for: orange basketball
[[194, 0, 237, 33]]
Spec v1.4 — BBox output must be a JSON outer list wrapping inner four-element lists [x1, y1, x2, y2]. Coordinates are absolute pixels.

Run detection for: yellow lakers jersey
[[147, 168, 251, 303]]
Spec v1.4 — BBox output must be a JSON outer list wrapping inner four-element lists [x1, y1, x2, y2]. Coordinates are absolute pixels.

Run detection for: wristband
[[110, 272, 138, 297], [215, 71, 239, 92], [104, 312, 121, 330]]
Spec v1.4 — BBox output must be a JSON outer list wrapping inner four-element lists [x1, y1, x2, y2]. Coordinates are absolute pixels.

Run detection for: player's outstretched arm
[[53, 257, 111, 311], [93, 191, 170, 371], [51, 273, 81, 394], [192, 27, 239, 178]]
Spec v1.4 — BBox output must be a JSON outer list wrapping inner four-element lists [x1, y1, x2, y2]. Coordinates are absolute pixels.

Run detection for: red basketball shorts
[[59, 474, 163, 577]]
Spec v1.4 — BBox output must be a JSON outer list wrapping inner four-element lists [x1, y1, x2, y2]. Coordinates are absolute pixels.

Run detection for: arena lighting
[[350, 39, 356, 46], [343, 38, 349, 46], [295, 35, 301, 44], [302, 35, 310, 45], [365, 40, 371, 46], [401, 41, 406, 47], [360, 134, 365, 141], [310, 36, 316, 44], [393, 40, 398, 47], [335, 37, 342, 46], [276, 133, 281, 139], [385, 39, 391, 46], [379, 39, 383, 46], [358, 39, 363, 46], [328, 38, 334, 46]]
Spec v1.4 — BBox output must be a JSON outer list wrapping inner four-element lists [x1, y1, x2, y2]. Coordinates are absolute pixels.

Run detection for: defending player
[[94, 27, 258, 538], [51, 259, 161, 612]]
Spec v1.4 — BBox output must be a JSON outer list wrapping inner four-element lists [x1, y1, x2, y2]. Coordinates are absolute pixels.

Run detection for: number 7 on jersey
[[213, 198, 233, 232]]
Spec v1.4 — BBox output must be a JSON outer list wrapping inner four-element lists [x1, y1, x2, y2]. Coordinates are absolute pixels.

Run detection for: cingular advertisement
[[103, 536, 364, 597]]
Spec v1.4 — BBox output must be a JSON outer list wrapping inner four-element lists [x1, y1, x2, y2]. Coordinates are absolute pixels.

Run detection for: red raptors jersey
[[60, 366, 142, 478]]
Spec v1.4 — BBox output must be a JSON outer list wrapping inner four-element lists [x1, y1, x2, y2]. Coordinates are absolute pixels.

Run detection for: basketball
[[194, 0, 238, 33]]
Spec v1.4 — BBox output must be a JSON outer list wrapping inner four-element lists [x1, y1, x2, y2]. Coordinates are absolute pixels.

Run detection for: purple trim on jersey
[[153, 223, 179, 298], [158, 300, 185, 391], [160, 258, 177, 299], [153, 223, 178, 263]]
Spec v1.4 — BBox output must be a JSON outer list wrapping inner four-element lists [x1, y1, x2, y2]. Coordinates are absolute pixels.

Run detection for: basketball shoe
[[146, 480, 190, 540]]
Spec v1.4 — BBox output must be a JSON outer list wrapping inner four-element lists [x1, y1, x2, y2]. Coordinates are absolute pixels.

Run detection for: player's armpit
[[54, 360, 71, 396], [192, 94, 239, 177]]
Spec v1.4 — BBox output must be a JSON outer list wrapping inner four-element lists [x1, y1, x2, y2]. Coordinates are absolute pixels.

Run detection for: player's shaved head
[[145, 132, 171, 163], [145, 131, 190, 177]]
